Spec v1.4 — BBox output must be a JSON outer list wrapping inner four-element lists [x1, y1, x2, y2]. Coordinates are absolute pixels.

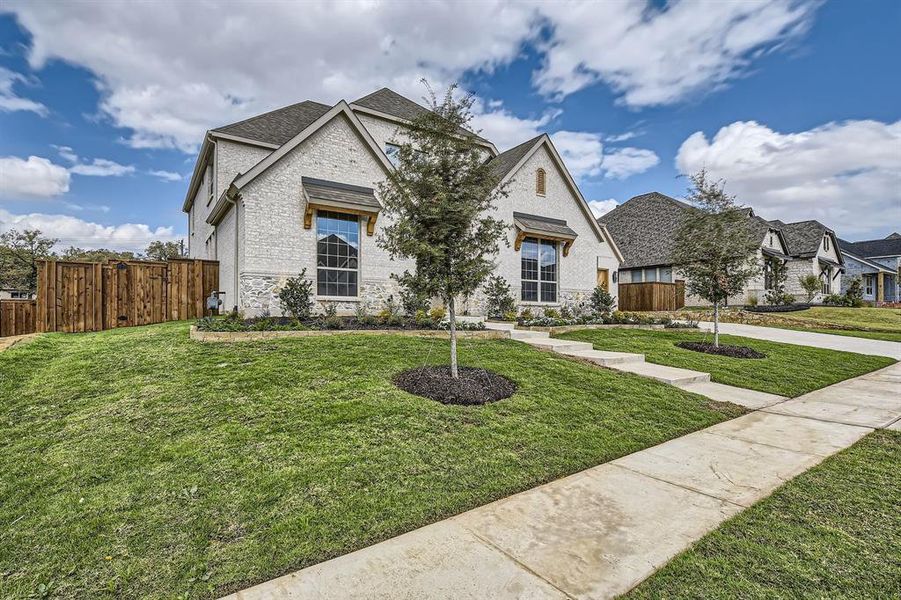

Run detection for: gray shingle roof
[[513, 211, 577, 239], [352, 87, 490, 144], [487, 135, 544, 182], [771, 220, 832, 258], [302, 177, 381, 211], [211, 100, 332, 146], [839, 235, 901, 258], [596, 192, 694, 269]]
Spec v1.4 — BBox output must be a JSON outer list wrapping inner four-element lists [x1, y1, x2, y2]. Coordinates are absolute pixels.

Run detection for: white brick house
[[183, 88, 623, 316]]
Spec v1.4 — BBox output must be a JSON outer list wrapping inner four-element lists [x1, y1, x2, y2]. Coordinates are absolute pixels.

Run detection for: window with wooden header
[[536, 168, 546, 196]]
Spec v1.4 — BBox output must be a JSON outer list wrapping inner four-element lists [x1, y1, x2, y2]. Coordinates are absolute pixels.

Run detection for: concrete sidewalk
[[696, 321, 901, 360], [223, 362, 901, 600]]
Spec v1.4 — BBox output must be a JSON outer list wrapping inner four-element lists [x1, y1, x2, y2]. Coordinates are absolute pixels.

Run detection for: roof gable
[[840, 235, 901, 258], [774, 220, 841, 261], [494, 134, 624, 263], [233, 101, 393, 191], [351, 87, 493, 149]]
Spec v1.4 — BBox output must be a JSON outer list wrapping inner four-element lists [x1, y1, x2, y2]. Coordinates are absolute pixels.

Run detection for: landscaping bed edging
[[190, 326, 508, 343]]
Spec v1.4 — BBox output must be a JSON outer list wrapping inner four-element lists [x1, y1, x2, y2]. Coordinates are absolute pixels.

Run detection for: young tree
[[378, 82, 509, 378], [671, 171, 760, 347], [0, 229, 58, 293], [763, 259, 790, 305], [798, 274, 821, 304], [60, 247, 136, 262]]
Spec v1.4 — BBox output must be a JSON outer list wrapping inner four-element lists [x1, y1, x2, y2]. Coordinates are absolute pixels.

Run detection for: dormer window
[[536, 168, 546, 196], [823, 236, 830, 251]]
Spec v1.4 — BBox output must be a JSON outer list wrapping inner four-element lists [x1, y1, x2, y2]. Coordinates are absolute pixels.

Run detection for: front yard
[[627, 430, 901, 598], [558, 328, 894, 397], [0, 322, 743, 599]]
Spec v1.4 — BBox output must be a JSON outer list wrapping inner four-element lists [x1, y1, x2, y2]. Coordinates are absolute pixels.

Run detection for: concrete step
[[556, 348, 645, 366], [676, 381, 786, 410], [509, 329, 550, 340], [483, 321, 516, 331], [611, 362, 710, 385], [525, 338, 593, 352]]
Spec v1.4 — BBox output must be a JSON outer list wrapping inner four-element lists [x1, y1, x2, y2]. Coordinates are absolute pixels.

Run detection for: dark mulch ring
[[394, 366, 517, 405], [744, 303, 811, 313], [676, 341, 767, 359]]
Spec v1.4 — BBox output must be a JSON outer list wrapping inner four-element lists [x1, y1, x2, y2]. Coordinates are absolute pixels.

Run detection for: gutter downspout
[[224, 181, 241, 314]]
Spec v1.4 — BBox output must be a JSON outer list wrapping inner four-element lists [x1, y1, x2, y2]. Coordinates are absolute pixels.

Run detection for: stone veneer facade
[[188, 104, 621, 316]]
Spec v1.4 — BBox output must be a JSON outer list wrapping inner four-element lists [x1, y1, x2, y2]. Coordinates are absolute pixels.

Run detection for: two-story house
[[183, 88, 623, 316]]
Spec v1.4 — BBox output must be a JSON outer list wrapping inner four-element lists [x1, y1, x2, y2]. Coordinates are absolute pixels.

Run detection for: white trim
[[234, 101, 394, 190], [498, 134, 626, 264], [208, 130, 280, 149], [182, 134, 213, 212]]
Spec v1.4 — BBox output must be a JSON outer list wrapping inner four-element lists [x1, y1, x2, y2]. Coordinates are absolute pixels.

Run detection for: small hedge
[[517, 310, 688, 328]]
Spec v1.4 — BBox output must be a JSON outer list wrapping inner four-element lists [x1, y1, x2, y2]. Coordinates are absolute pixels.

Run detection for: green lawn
[[0, 322, 745, 599], [558, 329, 894, 397], [788, 306, 901, 331], [786, 326, 901, 343], [626, 430, 901, 599]]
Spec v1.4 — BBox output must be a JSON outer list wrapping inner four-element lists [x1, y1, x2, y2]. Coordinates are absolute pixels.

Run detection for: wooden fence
[[0, 258, 219, 337], [0, 299, 37, 337], [619, 281, 685, 312]]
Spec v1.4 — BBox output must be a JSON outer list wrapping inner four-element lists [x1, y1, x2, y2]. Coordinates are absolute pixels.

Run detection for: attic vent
[[536, 168, 546, 196]]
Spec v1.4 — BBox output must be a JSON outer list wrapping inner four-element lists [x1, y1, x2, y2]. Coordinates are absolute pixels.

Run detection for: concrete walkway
[[696, 321, 901, 360], [223, 358, 900, 599]]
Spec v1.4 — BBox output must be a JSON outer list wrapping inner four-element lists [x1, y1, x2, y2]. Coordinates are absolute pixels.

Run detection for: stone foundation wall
[[239, 273, 402, 317]]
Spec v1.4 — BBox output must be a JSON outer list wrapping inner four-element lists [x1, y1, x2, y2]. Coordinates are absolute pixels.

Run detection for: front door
[[597, 268, 609, 291]]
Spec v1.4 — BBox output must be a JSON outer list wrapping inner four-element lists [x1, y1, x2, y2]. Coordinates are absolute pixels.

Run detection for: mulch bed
[[744, 304, 811, 313], [394, 366, 517, 405], [676, 341, 766, 359]]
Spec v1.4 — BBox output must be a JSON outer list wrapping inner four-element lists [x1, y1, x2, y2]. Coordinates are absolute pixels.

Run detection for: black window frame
[[521, 237, 557, 303], [316, 210, 361, 298]]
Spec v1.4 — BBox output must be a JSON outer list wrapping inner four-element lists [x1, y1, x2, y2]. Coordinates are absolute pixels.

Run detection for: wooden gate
[[619, 281, 686, 312]]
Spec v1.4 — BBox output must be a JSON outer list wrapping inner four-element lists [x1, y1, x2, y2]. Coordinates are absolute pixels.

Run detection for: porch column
[[877, 272, 885, 303]]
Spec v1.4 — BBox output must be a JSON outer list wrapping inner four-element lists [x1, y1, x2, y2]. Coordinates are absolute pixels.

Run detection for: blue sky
[[1, 0, 899, 251]]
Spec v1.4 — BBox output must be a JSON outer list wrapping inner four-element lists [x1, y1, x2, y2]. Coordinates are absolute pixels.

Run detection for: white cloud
[[8, 1, 539, 152], [534, 0, 818, 106], [551, 131, 605, 178], [588, 199, 618, 218], [0, 208, 179, 251], [0, 66, 47, 115], [550, 131, 659, 180], [601, 147, 660, 179], [69, 158, 135, 177], [470, 97, 560, 151], [0, 155, 70, 198], [148, 169, 183, 182], [676, 119, 901, 236], [52, 145, 79, 164]]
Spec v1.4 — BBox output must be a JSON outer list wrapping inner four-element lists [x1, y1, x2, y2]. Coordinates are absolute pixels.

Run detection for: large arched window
[[536, 168, 546, 196]]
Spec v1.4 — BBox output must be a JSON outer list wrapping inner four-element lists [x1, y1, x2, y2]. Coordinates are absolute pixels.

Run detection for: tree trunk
[[448, 296, 459, 378], [713, 301, 720, 348]]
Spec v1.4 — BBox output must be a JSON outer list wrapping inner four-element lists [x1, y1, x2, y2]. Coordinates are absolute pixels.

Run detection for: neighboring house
[[770, 220, 844, 302], [183, 88, 623, 316], [0, 288, 33, 300], [598, 192, 789, 305], [838, 233, 901, 304]]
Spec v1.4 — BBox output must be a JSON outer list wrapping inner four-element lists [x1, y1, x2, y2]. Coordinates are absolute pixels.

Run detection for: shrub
[[747, 293, 758, 307], [763, 260, 788, 305], [502, 310, 518, 322], [823, 293, 849, 307], [589, 286, 616, 316], [398, 279, 430, 316], [519, 307, 534, 321], [278, 270, 314, 319], [543, 307, 560, 319], [320, 302, 343, 329], [845, 277, 864, 307], [429, 306, 446, 322], [798, 274, 821, 303], [482, 275, 516, 319]]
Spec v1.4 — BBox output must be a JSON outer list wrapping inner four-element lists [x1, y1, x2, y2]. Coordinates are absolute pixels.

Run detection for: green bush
[[482, 275, 516, 319], [844, 277, 864, 307], [278, 270, 314, 319], [798, 274, 821, 304], [398, 279, 430, 316], [590, 286, 616, 316], [543, 307, 560, 319], [429, 306, 446, 322]]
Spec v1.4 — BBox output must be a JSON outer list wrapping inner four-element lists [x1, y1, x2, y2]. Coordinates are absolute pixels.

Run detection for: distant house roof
[[837, 241, 895, 273], [838, 234, 901, 258], [773, 220, 840, 260], [211, 100, 332, 146], [487, 135, 544, 182], [351, 87, 491, 146], [597, 192, 695, 269]]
